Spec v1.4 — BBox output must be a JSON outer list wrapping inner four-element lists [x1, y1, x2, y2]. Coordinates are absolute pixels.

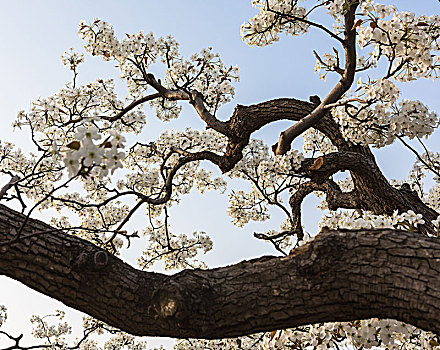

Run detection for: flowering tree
[[1, 0, 440, 349]]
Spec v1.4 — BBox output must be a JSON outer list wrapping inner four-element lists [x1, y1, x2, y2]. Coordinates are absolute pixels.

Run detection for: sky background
[[0, 1, 439, 348]]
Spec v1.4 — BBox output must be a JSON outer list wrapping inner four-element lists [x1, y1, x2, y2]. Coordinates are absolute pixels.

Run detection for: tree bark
[[1, 204, 439, 339]]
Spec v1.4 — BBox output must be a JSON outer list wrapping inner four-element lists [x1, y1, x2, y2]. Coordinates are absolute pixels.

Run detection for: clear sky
[[0, 1, 439, 348]]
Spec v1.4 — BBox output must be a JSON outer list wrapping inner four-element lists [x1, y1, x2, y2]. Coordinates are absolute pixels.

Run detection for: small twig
[[323, 97, 370, 109], [254, 230, 294, 241], [396, 135, 440, 179]]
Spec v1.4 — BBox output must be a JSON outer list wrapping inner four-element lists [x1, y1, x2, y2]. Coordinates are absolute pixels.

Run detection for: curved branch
[[144, 73, 229, 135], [266, 3, 345, 44], [288, 181, 320, 241], [0, 175, 20, 200], [273, 1, 359, 155], [298, 152, 439, 225], [322, 179, 361, 211], [287, 178, 363, 241], [1, 204, 440, 338], [103, 93, 161, 122], [213, 98, 339, 172]]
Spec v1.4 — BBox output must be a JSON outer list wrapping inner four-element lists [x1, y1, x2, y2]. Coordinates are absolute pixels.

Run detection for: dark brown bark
[[273, 1, 358, 155], [225, 98, 438, 240], [299, 151, 439, 223], [1, 203, 440, 339]]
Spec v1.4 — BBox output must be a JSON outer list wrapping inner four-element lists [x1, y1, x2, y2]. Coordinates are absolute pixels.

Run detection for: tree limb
[[144, 73, 230, 136], [298, 152, 439, 225], [273, 1, 359, 155], [1, 204, 440, 338]]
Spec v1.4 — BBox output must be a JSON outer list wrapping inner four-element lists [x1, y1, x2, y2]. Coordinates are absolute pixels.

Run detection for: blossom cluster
[[324, 0, 347, 18], [48, 194, 129, 254], [79, 316, 148, 350], [255, 149, 304, 182], [31, 311, 71, 348], [139, 225, 213, 270], [424, 185, 440, 214], [311, 2, 440, 149], [162, 45, 240, 113], [61, 48, 84, 71], [333, 100, 438, 147], [319, 209, 425, 232], [241, 0, 309, 46], [28, 313, 149, 350], [227, 140, 304, 229], [229, 140, 304, 180], [79, 19, 157, 96], [0, 140, 65, 206], [227, 187, 271, 227], [318, 2, 440, 82], [120, 128, 227, 199], [176, 318, 440, 350], [332, 79, 438, 147], [63, 126, 126, 178], [12, 76, 148, 185], [357, 3, 440, 81], [79, 20, 239, 113], [302, 128, 337, 156]]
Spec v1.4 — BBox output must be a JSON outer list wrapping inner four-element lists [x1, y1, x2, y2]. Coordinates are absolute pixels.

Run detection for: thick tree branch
[[196, 98, 322, 172], [273, 1, 358, 155], [323, 179, 361, 211], [189, 90, 230, 136], [288, 179, 362, 240], [1, 204, 440, 338], [215, 97, 351, 172], [298, 152, 439, 225]]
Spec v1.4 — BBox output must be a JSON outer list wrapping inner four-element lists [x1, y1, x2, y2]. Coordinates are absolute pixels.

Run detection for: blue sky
[[0, 1, 439, 348]]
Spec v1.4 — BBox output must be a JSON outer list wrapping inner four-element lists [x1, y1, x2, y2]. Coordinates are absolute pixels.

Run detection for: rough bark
[[1, 203, 440, 339], [224, 98, 438, 240], [274, 1, 358, 155], [299, 151, 439, 223]]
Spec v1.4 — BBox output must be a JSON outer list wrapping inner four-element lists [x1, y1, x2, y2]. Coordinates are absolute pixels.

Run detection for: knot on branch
[[94, 251, 109, 268], [150, 282, 188, 321], [309, 157, 325, 171], [159, 295, 178, 318], [309, 95, 321, 105], [72, 250, 110, 270]]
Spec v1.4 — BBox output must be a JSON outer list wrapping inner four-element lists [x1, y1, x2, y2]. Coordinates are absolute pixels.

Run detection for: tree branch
[[273, 1, 359, 155], [1, 203, 440, 338], [103, 93, 161, 122], [298, 152, 439, 225], [144, 73, 229, 136]]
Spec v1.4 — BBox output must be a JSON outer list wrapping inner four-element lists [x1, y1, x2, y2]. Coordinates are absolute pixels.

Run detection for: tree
[[1, 0, 440, 348]]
